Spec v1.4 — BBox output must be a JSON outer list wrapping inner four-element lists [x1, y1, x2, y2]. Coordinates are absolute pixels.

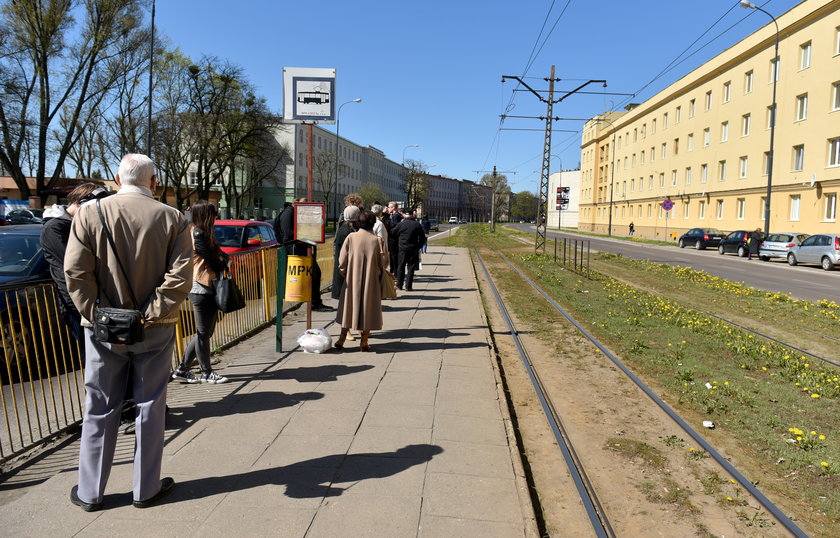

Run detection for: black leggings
[[179, 293, 219, 374]]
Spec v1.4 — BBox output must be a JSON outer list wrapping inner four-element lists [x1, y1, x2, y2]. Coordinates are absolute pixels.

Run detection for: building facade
[[580, 0, 840, 240], [547, 169, 581, 229]]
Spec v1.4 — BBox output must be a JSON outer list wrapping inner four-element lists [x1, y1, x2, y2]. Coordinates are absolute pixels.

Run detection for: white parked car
[[758, 232, 809, 261], [787, 234, 840, 271]]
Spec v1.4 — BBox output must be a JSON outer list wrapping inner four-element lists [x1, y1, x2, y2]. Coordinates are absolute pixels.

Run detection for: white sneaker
[[199, 372, 228, 384]]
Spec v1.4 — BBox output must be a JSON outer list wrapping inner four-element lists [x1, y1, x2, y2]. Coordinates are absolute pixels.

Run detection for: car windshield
[[213, 225, 245, 247], [0, 234, 42, 276]]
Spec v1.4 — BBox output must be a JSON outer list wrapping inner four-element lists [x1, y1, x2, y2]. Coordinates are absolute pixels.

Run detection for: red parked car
[[213, 220, 278, 254]]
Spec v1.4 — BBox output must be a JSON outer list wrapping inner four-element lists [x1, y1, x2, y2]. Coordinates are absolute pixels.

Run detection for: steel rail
[[472, 245, 615, 538], [480, 242, 809, 538]]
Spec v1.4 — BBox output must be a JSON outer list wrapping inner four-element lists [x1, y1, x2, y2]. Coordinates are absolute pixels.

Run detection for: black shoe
[[133, 477, 175, 508], [70, 486, 102, 512], [313, 304, 335, 312], [405, 287, 413, 291]]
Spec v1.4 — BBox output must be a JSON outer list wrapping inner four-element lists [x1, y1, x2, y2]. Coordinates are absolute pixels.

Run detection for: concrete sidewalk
[[0, 246, 538, 537]]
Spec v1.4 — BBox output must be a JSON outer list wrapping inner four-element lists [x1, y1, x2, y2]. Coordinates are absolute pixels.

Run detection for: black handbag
[[213, 269, 245, 314], [92, 199, 145, 345]]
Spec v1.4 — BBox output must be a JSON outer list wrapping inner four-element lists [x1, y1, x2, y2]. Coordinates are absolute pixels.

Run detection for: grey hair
[[118, 154, 155, 186], [371, 204, 383, 216]]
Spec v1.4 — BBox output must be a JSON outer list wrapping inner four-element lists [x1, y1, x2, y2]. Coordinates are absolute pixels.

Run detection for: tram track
[[470, 240, 809, 537]]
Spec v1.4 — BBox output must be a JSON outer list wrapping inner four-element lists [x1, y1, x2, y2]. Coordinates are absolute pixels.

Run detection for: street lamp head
[[739, 0, 756, 8], [352, 98, 362, 103]]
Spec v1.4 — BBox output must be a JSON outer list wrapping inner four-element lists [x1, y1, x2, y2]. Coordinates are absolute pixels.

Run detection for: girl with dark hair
[[334, 210, 387, 352], [172, 200, 230, 384]]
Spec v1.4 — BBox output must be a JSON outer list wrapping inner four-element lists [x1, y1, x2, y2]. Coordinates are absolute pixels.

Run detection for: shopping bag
[[380, 271, 397, 299]]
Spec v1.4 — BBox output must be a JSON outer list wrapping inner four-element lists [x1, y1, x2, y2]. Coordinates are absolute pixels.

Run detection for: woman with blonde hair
[[172, 200, 230, 384], [334, 210, 387, 352]]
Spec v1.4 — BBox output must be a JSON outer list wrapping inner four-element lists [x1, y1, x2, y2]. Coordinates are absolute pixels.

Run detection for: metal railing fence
[[1, 240, 335, 466]]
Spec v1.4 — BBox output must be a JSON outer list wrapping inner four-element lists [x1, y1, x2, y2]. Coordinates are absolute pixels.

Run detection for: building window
[[703, 128, 710, 147], [638, 205, 642, 218], [633, 128, 637, 142], [701, 163, 708, 183], [767, 106, 775, 129], [649, 175, 654, 190], [720, 121, 729, 142], [661, 143, 667, 159], [650, 146, 655, 162], [663, 112, 669, 129], [659, 173, 665, 188], [632, 154, 636, 167], [716, 200, 724, 219], [685, 167, 692, 185], [689, 99, 696, 117], [737, 198, 746, 220], [648, 204, 652, 218], [793, 145, 805, 171], [837, 26, 840, 55], [718, 160, 727, 182], [829, 137, 840, 167], [796, 94, 808, 121], [790, 195, 800, 221], [671, 170, 678, 186], [673, 138, 679, 155], [687, 133, 694, 151], [833, 82, 840, 111], [699, 200, 706, 220], [763, 151, 771, 175], [675, 106, 681, 123], [742, 114, 751, 136], [770, 56, 780, 82], [825, 193, 837, 221], [684, 202, 690, 219], [723, 81, 731, 103], [739, 156, 748, 178], [744, 70, 754, 94], [800, 41, 811, 70], [640, 150, 645, 164], [652, 119, 657, 134], [705, 90, 712, 111]]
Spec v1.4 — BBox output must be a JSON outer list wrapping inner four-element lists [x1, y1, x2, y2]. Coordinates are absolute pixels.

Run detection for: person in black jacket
[[391, 210, 425, 291], [41, 183, 110, 341], [172, 200, 230, 384]]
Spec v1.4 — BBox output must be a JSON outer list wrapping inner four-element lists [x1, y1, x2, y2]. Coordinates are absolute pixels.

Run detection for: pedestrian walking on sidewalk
[[629, 222, 635, 236], [172, 200, 230, 384], [65, 153, 192, 511], [392, 210, 425, 291], [420, 215, 430, 254], [334, 210, 388, 352]]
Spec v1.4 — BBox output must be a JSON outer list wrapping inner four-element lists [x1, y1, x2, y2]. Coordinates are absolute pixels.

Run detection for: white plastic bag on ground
[[297, 327, 333, 354]]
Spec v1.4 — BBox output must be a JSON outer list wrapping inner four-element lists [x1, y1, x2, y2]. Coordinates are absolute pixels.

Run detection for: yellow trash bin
[[284, 255, 312, 302]]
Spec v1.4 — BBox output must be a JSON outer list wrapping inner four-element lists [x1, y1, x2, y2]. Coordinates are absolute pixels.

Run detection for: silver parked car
[[787, 234, 840, 271], [759, 232, 809, 261]]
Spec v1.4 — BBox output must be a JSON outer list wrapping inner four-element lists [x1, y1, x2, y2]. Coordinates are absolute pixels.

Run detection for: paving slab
[[0, 245, 538, 537]]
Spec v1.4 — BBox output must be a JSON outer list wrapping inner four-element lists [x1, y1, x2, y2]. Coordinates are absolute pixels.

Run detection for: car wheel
[[737, 246, 747, 258], [718, 245, 725, 255], [821, 257, 834, 271], [695, 241, 704, 250], [787, 253, 797, 266], [759, 256, 769, 262], [678, 239, 685, 248]]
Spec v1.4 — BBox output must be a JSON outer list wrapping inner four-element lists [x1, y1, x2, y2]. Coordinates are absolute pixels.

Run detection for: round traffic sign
[[662, 199, 674, 211]]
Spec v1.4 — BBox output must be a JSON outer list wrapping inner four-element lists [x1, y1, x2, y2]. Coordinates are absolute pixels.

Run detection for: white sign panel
[[283, 67, 336, 124]]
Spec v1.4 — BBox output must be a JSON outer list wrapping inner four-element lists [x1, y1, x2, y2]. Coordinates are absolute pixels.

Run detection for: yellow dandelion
[[819, 435, 826, 440], [821, 462, 829, 467], [812, 394, 821, 399]]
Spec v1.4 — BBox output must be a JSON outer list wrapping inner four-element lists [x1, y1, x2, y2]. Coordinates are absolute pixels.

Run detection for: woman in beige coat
[[334, 210, 388, 352]]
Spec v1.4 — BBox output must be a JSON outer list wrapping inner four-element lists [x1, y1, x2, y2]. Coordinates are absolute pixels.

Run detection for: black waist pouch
[[93, 307, 145, 345]]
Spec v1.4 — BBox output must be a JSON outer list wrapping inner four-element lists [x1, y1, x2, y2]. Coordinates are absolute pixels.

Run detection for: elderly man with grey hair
[[65, 153, 193, 511]]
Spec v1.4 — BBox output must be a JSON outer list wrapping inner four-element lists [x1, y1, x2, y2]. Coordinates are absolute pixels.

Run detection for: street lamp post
[[334, 98, 362, 219], [741, 0, 778, 235]]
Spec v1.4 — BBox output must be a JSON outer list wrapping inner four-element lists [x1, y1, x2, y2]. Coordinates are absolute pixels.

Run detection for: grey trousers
[[77, 326, 175, 504]]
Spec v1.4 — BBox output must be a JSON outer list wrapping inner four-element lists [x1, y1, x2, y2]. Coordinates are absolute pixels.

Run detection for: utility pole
[[501, 68, 606, 253]]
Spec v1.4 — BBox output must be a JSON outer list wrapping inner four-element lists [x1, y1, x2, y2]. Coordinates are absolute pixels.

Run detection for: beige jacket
[[65, 186, 193, 327]]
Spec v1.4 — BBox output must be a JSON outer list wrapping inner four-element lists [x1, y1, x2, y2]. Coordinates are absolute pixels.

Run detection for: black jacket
[[41, 212, 75, 315], [392, 217, 425, 252], [273, 203, 308, 256]]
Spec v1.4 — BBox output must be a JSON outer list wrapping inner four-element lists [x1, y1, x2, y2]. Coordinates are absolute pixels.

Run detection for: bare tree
[[0, 0, 147, 199], [358, 182, 386, 209]]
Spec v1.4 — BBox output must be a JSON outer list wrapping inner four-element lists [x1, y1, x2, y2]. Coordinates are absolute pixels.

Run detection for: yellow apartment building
[[579, 0, 840, 240]]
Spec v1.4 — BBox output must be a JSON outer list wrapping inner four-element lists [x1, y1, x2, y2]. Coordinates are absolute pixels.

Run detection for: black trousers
[[179, 293, 219, 374], [397, 248, 420, 290], [311, 258, 325, 306]]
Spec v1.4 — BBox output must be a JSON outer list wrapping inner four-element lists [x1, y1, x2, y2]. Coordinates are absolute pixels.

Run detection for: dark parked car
[[759, 232, 809, 262], [717, 230, 752, 257], [677, 228, 724, 250], [6, 208, 45, 225], [787, 234, 840, 271]]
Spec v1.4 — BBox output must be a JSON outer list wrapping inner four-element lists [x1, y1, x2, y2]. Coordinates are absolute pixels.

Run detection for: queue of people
[[39, 155, 432, 512]]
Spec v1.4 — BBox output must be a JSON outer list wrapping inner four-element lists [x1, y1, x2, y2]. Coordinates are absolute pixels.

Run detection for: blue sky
[[155, 0, 800, 193]]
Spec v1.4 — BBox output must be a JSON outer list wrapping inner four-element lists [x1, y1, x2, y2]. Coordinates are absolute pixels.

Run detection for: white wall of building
[[547, 169, 580, 229]]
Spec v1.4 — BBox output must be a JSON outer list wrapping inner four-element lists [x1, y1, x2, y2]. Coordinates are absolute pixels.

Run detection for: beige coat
[[65, 188, 193, 326], [336, 229, 388, 331]]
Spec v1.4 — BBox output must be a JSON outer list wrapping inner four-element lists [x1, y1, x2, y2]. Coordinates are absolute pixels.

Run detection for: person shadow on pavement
[[225, 364, 375, 383], [166, 444, 444, 503], [166, 391, 324, 428]]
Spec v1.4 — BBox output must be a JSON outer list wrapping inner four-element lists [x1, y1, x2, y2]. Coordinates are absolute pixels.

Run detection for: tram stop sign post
[[275, 202, 326, 352]]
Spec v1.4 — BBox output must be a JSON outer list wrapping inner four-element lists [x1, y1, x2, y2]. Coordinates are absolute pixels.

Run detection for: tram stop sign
[[662, 199, 674, 211]]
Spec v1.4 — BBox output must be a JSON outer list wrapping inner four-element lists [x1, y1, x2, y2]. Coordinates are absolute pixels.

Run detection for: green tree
[[479, 172, 511, 222], [403, 158, 428, 210], [358, 182, 386, 209], [511, 191, 538, 221]]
